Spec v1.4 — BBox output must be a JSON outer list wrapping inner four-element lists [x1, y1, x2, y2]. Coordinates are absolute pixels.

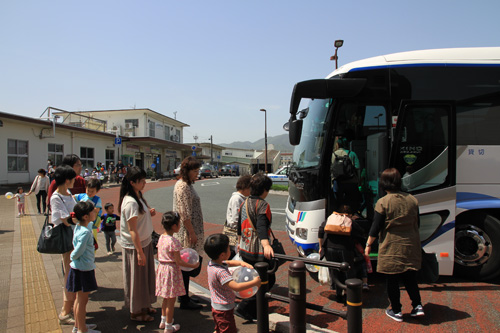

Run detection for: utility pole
[[210, 135, 213, 165], [260, 109, 268, 173]]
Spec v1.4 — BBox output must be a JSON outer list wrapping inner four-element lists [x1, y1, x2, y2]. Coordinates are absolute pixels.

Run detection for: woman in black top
[[318, 205, 362, 303]]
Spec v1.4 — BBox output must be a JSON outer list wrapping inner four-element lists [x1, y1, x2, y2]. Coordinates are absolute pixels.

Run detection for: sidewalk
[[1, 193, 269, 333]]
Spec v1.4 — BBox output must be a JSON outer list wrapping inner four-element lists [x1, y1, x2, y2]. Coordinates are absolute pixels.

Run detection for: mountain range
[[221, 133, 293, 152]]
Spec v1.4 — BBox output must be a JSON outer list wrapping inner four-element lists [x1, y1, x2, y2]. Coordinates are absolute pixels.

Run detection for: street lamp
[[259, 108, 268, 174], [330, 39, 344, 69]]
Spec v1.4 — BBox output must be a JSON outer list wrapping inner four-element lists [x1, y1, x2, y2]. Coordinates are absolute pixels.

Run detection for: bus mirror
[[283, 121, 290, 131], [289, 119, 303, 145]]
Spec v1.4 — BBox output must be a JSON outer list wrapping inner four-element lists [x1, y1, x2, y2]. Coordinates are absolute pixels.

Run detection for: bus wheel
[[454, 212, 500, 281]]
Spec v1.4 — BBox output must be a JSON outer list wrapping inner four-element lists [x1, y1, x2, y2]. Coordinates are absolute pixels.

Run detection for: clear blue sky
[[1, 1, 499, 144]]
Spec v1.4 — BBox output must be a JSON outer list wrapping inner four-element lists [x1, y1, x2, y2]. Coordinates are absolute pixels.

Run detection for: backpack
[[331, 150, 356, 181]]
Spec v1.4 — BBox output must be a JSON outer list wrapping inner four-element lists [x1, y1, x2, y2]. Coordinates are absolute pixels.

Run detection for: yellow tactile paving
[[20, 207, 62, 333]]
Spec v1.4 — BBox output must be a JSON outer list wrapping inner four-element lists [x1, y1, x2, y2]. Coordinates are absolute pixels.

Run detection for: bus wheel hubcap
[[455, 224, 492, 267]]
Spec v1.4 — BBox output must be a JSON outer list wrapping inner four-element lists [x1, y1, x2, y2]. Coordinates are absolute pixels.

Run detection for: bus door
[[391, 102, 456, 275]]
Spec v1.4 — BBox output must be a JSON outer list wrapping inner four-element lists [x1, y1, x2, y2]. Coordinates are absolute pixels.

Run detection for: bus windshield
[[292, 98, 331, 168]]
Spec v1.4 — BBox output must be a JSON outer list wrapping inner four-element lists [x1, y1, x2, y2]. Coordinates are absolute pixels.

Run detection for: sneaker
[[386, 309, 403, 322], [17, 213, 21, 217], [107, 251, 113, 255], [362, 283, 369, 291], [72, 324, 98, 333], [411, 305, 425, 317], [164, 323, 180, 333], [59, 313, 75, 325]]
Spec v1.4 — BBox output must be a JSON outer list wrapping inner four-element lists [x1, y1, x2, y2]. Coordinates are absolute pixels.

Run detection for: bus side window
[[396, 105, 450, 192]]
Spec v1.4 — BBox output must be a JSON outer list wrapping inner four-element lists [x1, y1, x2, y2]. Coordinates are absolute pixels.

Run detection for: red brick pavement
[[98, 180, 500, 333]]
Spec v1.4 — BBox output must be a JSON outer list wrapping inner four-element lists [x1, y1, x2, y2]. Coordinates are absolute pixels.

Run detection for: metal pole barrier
[[288, 260, 306, 333], [255, 262, 269, 333], [346, 278, 363, 333]]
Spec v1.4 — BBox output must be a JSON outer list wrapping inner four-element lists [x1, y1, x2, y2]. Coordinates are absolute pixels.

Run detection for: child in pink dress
[[156, 211, 200, 333]]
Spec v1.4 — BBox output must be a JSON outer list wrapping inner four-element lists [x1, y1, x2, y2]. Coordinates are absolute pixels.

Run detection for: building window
[[176, 129, 181, 142], [149, 121, 155, 137], [164, 126, 171, 141], [48, 143, 64, 166], [246, 154, 253, 158], [225, 152, 233, 156], [125, 119, 139, 128], [105, 149, 115, 169], [80, 147, 95, 169], [8, 139, 28, 172]]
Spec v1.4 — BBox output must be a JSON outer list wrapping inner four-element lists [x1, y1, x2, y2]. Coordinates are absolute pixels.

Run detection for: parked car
[[267, 165, 290, 184], [198, 164, 219, 179], [220, 165, 236, 176], [173, 164, 181, 178]]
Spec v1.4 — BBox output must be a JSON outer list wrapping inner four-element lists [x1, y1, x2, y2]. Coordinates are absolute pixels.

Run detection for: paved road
[[145, 176, 289, 231]]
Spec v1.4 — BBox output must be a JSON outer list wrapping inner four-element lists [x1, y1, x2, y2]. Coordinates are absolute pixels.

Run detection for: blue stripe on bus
[[456, 192, 500, 210], [421, 221, 455, 247], [350, 63, 500, 73]]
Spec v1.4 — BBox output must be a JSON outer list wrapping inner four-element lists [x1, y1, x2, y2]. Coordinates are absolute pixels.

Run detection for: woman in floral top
[[173, 156, 204, 310]]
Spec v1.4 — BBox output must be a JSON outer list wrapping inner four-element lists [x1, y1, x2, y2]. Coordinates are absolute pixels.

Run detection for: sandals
[[130, 312, 154, 322], [147, 307, 157, 314]]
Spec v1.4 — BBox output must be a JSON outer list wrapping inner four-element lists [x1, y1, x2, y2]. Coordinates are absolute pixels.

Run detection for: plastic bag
[[318, 258, 331, 285]]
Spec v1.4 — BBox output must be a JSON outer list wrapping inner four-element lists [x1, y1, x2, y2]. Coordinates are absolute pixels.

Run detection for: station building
[[0, 107, 197, 185]]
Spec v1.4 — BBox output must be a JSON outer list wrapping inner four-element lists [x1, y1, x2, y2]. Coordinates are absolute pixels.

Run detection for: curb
[[189, 281, 337, 333]]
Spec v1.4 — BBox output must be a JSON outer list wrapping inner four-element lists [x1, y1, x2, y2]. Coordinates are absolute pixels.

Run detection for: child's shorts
[[66, 268, 98, 293]]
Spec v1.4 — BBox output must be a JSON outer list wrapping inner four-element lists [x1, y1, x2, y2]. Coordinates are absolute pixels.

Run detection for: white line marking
[[201, 182, 220, 186]]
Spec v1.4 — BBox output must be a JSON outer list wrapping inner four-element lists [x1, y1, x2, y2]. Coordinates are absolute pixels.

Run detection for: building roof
[[124, 136, 201, 152], [185, 142, 227, 150], [49, 106, 189, 128], [0, 111, 116, 138], [251, 149, 280, 163]]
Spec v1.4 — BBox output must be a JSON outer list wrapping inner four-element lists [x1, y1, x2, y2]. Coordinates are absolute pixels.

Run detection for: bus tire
[[454, 212, 500, 281]]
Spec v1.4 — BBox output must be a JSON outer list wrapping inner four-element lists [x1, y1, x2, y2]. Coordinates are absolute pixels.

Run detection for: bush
[[271, 184, 288, 192]]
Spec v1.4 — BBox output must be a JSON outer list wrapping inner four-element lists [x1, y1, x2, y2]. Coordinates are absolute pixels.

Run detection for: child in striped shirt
[[204, 234, 261, 333]]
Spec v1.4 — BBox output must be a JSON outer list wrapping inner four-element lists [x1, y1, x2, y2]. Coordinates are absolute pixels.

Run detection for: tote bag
[[37, 215, 74, 254], [324, 212, 352, 235]]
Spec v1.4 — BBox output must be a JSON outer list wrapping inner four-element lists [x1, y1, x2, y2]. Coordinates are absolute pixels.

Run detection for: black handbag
[[37, 215, 74, 254], [270, 229, 286, 268], [417, 249, 439, 283]]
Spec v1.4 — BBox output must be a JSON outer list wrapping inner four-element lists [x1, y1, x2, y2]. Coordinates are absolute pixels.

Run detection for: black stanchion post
[[346, 278, 363, 333], [289, 260, 306, 333], [255, 262, 269, 333]]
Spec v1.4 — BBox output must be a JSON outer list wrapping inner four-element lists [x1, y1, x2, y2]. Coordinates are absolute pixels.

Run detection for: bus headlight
[[296, 227, 308, 240]]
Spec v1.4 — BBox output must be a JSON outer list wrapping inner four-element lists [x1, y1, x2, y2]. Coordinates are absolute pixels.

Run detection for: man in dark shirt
[[46, 154, 86, 212]]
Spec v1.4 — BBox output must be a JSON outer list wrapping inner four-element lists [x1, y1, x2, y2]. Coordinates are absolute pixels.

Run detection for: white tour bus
[[285, 47, 500, 280]]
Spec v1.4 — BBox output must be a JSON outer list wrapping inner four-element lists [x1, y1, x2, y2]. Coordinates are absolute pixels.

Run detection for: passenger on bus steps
[[331, 136, 362, 213]]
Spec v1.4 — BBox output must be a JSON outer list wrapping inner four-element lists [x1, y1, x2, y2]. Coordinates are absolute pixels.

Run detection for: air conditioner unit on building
[[125, 123, 131, 129], [124, 133, 130, 137]]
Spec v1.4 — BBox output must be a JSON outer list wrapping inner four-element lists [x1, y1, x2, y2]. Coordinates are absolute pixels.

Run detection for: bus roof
[[327, 47, 500, 78]]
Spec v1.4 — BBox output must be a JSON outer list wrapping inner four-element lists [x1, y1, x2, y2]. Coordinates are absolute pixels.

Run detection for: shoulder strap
[[245, 200, 255, 229]]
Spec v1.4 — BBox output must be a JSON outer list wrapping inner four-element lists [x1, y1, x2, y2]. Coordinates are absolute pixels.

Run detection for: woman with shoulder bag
[[224, 175, 252, 258], [235, 173, 276, 321], [50, 165, 78, 325], [318, 205, 357, 304]]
